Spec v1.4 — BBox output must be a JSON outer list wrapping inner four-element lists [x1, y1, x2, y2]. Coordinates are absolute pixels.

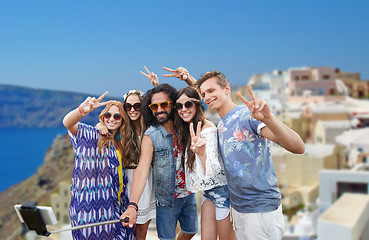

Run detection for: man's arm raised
[[162, 66, 197, 87], [237, 85, 305, 154]]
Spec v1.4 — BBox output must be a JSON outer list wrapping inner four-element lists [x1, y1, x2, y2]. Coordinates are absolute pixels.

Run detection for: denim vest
[[145, 124, 176, 208]]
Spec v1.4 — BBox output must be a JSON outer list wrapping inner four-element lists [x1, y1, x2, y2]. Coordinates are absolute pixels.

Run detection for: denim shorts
[[156, 193, 198, 240], [203, 185, 230, 209]]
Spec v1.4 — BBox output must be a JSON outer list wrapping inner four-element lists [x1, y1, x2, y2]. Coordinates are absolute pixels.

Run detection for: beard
[[154, 110, 173, 124]]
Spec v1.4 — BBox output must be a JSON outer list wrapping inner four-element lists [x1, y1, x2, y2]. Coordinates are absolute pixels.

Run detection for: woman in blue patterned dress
[[63, 92, 135, 240]]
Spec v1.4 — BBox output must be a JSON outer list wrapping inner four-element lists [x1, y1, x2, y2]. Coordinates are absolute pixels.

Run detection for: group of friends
[[63, 66, 305, 240]]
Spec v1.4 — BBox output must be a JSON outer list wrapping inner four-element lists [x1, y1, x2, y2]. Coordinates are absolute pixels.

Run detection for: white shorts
[[202, 196, 230, 221], [232, 204, 285, 240]]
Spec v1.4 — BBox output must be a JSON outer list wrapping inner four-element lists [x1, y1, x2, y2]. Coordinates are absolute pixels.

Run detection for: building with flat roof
[[319, 166, 369, 214], [336, 71, 369, 99], [273, 144, 344, 209], [336, 127, 369, 167], [288, 67, 338, 97], [314, 120, 351, 145], [318, 193, 369, 240]]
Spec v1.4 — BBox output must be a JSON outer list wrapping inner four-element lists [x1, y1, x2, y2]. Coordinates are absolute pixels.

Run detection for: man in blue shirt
[[121, 83, 198, 240], [197, 71, 305, 240]]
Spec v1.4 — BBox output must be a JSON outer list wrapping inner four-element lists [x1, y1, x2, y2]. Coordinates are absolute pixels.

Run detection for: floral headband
[[123, 89, 144, 101]]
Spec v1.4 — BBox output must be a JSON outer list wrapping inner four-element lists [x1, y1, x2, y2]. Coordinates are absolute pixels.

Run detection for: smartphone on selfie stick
[[14, 201, 129, 237]]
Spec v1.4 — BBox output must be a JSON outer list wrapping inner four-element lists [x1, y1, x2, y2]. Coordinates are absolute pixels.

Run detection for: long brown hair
[[120, 91, 147, 167], [97, 101, 128, 155], [174, 86, 206, 172]]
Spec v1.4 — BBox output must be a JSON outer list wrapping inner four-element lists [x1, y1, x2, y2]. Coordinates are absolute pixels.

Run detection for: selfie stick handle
[[50, 217, 129, 234]]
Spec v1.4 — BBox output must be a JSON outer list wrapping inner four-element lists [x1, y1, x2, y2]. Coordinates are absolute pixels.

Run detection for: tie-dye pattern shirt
[[217, 105, 281, 213]]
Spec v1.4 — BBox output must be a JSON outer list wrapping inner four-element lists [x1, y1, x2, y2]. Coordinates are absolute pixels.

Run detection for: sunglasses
[[175, 101, 198, 110], [103, 112, 122, 121], [124, 103, 141, 111], [148, 101, 172, 112]]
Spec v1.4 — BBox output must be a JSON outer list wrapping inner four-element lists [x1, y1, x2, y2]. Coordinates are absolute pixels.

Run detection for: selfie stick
[[50, 218, 129, 234], [15, 201, 129, 237]]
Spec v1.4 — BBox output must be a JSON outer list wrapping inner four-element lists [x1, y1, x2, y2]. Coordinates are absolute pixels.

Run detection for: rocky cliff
[[0, 133, 74, 240]]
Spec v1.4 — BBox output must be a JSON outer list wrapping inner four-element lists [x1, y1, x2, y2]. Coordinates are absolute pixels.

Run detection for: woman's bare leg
[[201, 199, 217, 240], [217, 214, 236, 240], [135, 220, 151, 240]]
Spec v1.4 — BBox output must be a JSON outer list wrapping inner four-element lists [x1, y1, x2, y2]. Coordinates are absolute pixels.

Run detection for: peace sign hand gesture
[[80, 91, 110, 114], [140, 66, 159, 86], [236, 84, 271, 122], [162, 66, 189, 81], [189, 122, 206, 157]]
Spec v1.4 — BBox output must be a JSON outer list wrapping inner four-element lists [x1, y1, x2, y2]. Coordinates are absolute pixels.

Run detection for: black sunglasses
[[175, 101, 197, 110], [103, 112, 122, 121], [124, 103, 141, 111], [148, 101, 172, 112]]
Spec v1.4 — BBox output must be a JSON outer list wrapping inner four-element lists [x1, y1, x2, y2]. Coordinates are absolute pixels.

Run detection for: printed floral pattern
[[217, 106, 280, 212], [173, 134, 190, 198]]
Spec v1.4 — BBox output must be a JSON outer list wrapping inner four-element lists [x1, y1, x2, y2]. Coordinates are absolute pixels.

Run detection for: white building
[[318, 193, 369, 240], [335, 127, 369, 167], [314, 120, 351, 145], [248, 69, 288, 92], [319, 166, 369, 214], [317, 165, 369, 239]]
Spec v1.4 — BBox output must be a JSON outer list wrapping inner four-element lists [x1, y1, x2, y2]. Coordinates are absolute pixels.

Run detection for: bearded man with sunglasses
[[121, 83, 198, 240]]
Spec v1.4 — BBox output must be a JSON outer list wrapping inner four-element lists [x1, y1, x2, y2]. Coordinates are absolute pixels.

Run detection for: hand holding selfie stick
[[15, 201, 129, 237]]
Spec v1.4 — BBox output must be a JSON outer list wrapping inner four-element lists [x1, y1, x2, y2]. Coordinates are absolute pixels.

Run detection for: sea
[[0, 128, 68, 192]]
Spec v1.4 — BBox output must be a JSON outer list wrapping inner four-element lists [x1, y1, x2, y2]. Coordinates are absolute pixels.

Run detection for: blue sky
[[1, 1, 368, 98]]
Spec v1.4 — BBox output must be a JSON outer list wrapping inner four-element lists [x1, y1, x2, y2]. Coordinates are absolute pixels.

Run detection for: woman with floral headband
[[63, 92, 135, 240], [97, 89, 156, 240]]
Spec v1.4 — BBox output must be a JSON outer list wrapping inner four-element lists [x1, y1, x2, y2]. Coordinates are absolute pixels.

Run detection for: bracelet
[[78, 106, 87, 116], [127, 205, 138, 220], [127, 205, 137, 211], [127, 202, 138, 211]]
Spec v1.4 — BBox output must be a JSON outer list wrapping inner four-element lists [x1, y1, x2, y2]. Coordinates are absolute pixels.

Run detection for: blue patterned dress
[[68, 123, 135, 240]]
